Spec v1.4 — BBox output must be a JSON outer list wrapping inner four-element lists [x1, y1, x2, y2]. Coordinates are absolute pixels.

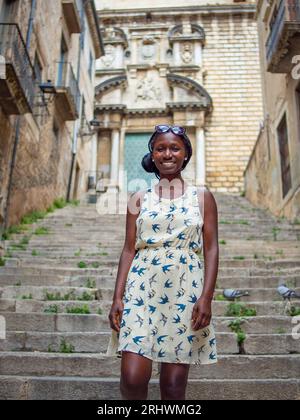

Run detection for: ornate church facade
[[94, 0, 263, 193]]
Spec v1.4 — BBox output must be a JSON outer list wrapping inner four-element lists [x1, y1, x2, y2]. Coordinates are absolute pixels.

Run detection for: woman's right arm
[[108, 190, 144, 332]]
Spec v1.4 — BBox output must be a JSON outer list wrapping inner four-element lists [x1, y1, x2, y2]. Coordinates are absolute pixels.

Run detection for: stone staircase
[[0, 193, 300, 399]]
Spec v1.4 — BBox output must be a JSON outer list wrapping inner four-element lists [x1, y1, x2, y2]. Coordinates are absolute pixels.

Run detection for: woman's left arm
[[191, 188, 219, 331]]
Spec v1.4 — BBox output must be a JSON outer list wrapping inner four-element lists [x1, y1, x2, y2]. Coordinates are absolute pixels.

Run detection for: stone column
[[196, 127, 205, 186], [109, 128, 120, 190]]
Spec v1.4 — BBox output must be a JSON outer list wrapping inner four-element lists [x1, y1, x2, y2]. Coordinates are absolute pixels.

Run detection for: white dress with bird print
[[106, 184, 217, 365]]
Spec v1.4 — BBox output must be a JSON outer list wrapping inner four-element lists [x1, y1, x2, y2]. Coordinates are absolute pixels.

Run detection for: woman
[[107, 124, 219, 400]]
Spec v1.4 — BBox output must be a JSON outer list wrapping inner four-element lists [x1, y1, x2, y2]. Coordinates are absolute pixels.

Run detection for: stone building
[[94, 0, 264, 194], [0, 0, 104, 229], [244, 0, 300, 220]]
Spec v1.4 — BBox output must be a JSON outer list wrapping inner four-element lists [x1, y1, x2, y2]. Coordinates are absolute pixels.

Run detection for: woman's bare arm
[[192, 188, 219, 331], [108, 190, 145, 332]]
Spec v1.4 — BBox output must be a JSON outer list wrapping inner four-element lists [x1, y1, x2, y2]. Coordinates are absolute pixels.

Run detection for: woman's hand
[[191, 295, 212, 331], [108, 299, 124, 332]]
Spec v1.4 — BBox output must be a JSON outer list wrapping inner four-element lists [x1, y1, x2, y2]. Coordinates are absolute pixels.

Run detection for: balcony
[[0, 23, 35, 115], [266, 0, 300, 73], [62, 0, 81, 34], [55, 61, 80, 121]]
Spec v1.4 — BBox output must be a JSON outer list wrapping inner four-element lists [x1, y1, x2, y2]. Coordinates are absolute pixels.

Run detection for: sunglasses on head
[[154, 125, 186, 135]]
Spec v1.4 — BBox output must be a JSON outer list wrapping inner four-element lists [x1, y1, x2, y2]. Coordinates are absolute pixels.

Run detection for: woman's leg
[[120, 351, 153, 400], [159, 362, 190, 400]]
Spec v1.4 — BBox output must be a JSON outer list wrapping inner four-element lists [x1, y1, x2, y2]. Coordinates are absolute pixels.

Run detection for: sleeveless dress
[[106, 184, 217, 365]]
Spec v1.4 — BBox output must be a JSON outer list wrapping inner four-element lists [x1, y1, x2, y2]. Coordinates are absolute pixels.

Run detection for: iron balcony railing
[[56, 61, 81, 116], [266, 0, 300, 64], [0, 23, 36, 112]]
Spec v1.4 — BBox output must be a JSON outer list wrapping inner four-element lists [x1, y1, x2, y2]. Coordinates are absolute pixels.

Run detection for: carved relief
[[141, 35, 156, 60], [135, 74, 162, 102], [100, 44, 116, 67], [180, 42, 193, 64]]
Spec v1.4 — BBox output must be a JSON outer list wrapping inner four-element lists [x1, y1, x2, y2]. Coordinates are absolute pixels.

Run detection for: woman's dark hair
[[141, 128, 193, 179]]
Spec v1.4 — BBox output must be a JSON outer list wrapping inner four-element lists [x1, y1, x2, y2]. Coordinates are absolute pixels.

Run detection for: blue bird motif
[[189, 241, 198, 250], [158, 293, 169, 304], [140, 282, 145, 291], [209, 351, 217, 360], [175, 303, 186, 313], [172, 314, 181, 324], [149, 305, 156, 314], [120, 319, 126, 328], [160, 313, 168, 326], [201, 328, 210, 338], [198, 261, 203, 269], [127, 280, 135, 293], [166, 223, 174, 235], [209, 338, 216, 347], [187, 335, 196, 344], [146, 238, 156, 245], [164, 279, 173, 288], [133, 336, 145, 345], [131, 265, 147, 277], [162, 264, 173, 274], [138, 349, 145, 356], [163, 240, 172, 248], [134, 252, 140, 260], [190, 253, 196, 260], [179, 255, 187, 264], [188, 349, 193, 357], [169, 203, 177, 213], [123, 328, 132, 338], [148, 289, 156, 299], [142, 257, 149, 263], [176, 288, 185, 298], [179, 272, 186, 287], [124, 294, 132, 304], [133, 297, 144, 306], [165, 213, 174, 221], [177, 325, 187, 335], [184, 218, 192, 227], [158, 349, 166, 358], [152, 224, 160, 233], [175, 341, 183, 356], [157, 335, 168, 344], [166, 251, 174, 259], [151, 326, 158, 336], [149, 273, 157, 287], [177, 232, 186, 240], [149, 211, 158, 219], [188, 293, 198, 303], [151, 256, 161, 266], [123, 308, 131, 316], [198, 345, 206, 355], [192, 280, 199, 288], [180, 207, 188, 215], [189, 264, 196, 273], [135, 314, 144, 327], [149, 318, 153, 325]]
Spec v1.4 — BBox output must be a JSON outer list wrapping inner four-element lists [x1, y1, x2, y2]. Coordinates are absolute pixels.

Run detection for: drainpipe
[[66, 0, 85, 202], [3, 0, 37, 231]]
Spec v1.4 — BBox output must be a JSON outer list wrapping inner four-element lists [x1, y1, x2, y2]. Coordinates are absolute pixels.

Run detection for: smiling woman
[[106, 124, 219, 401]]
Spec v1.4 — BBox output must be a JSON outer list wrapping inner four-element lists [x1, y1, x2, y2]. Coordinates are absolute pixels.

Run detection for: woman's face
[[151, 131, 187, 176]]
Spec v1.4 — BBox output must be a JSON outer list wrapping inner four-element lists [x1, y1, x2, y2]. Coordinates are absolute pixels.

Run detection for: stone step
[[1, 273, 299, 290], [0, 352, 299, 380], [0, 298, 294, 316], [1, 313, 295, 334], [0, 375, 298, 400], [0, 331, 298, 355]]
